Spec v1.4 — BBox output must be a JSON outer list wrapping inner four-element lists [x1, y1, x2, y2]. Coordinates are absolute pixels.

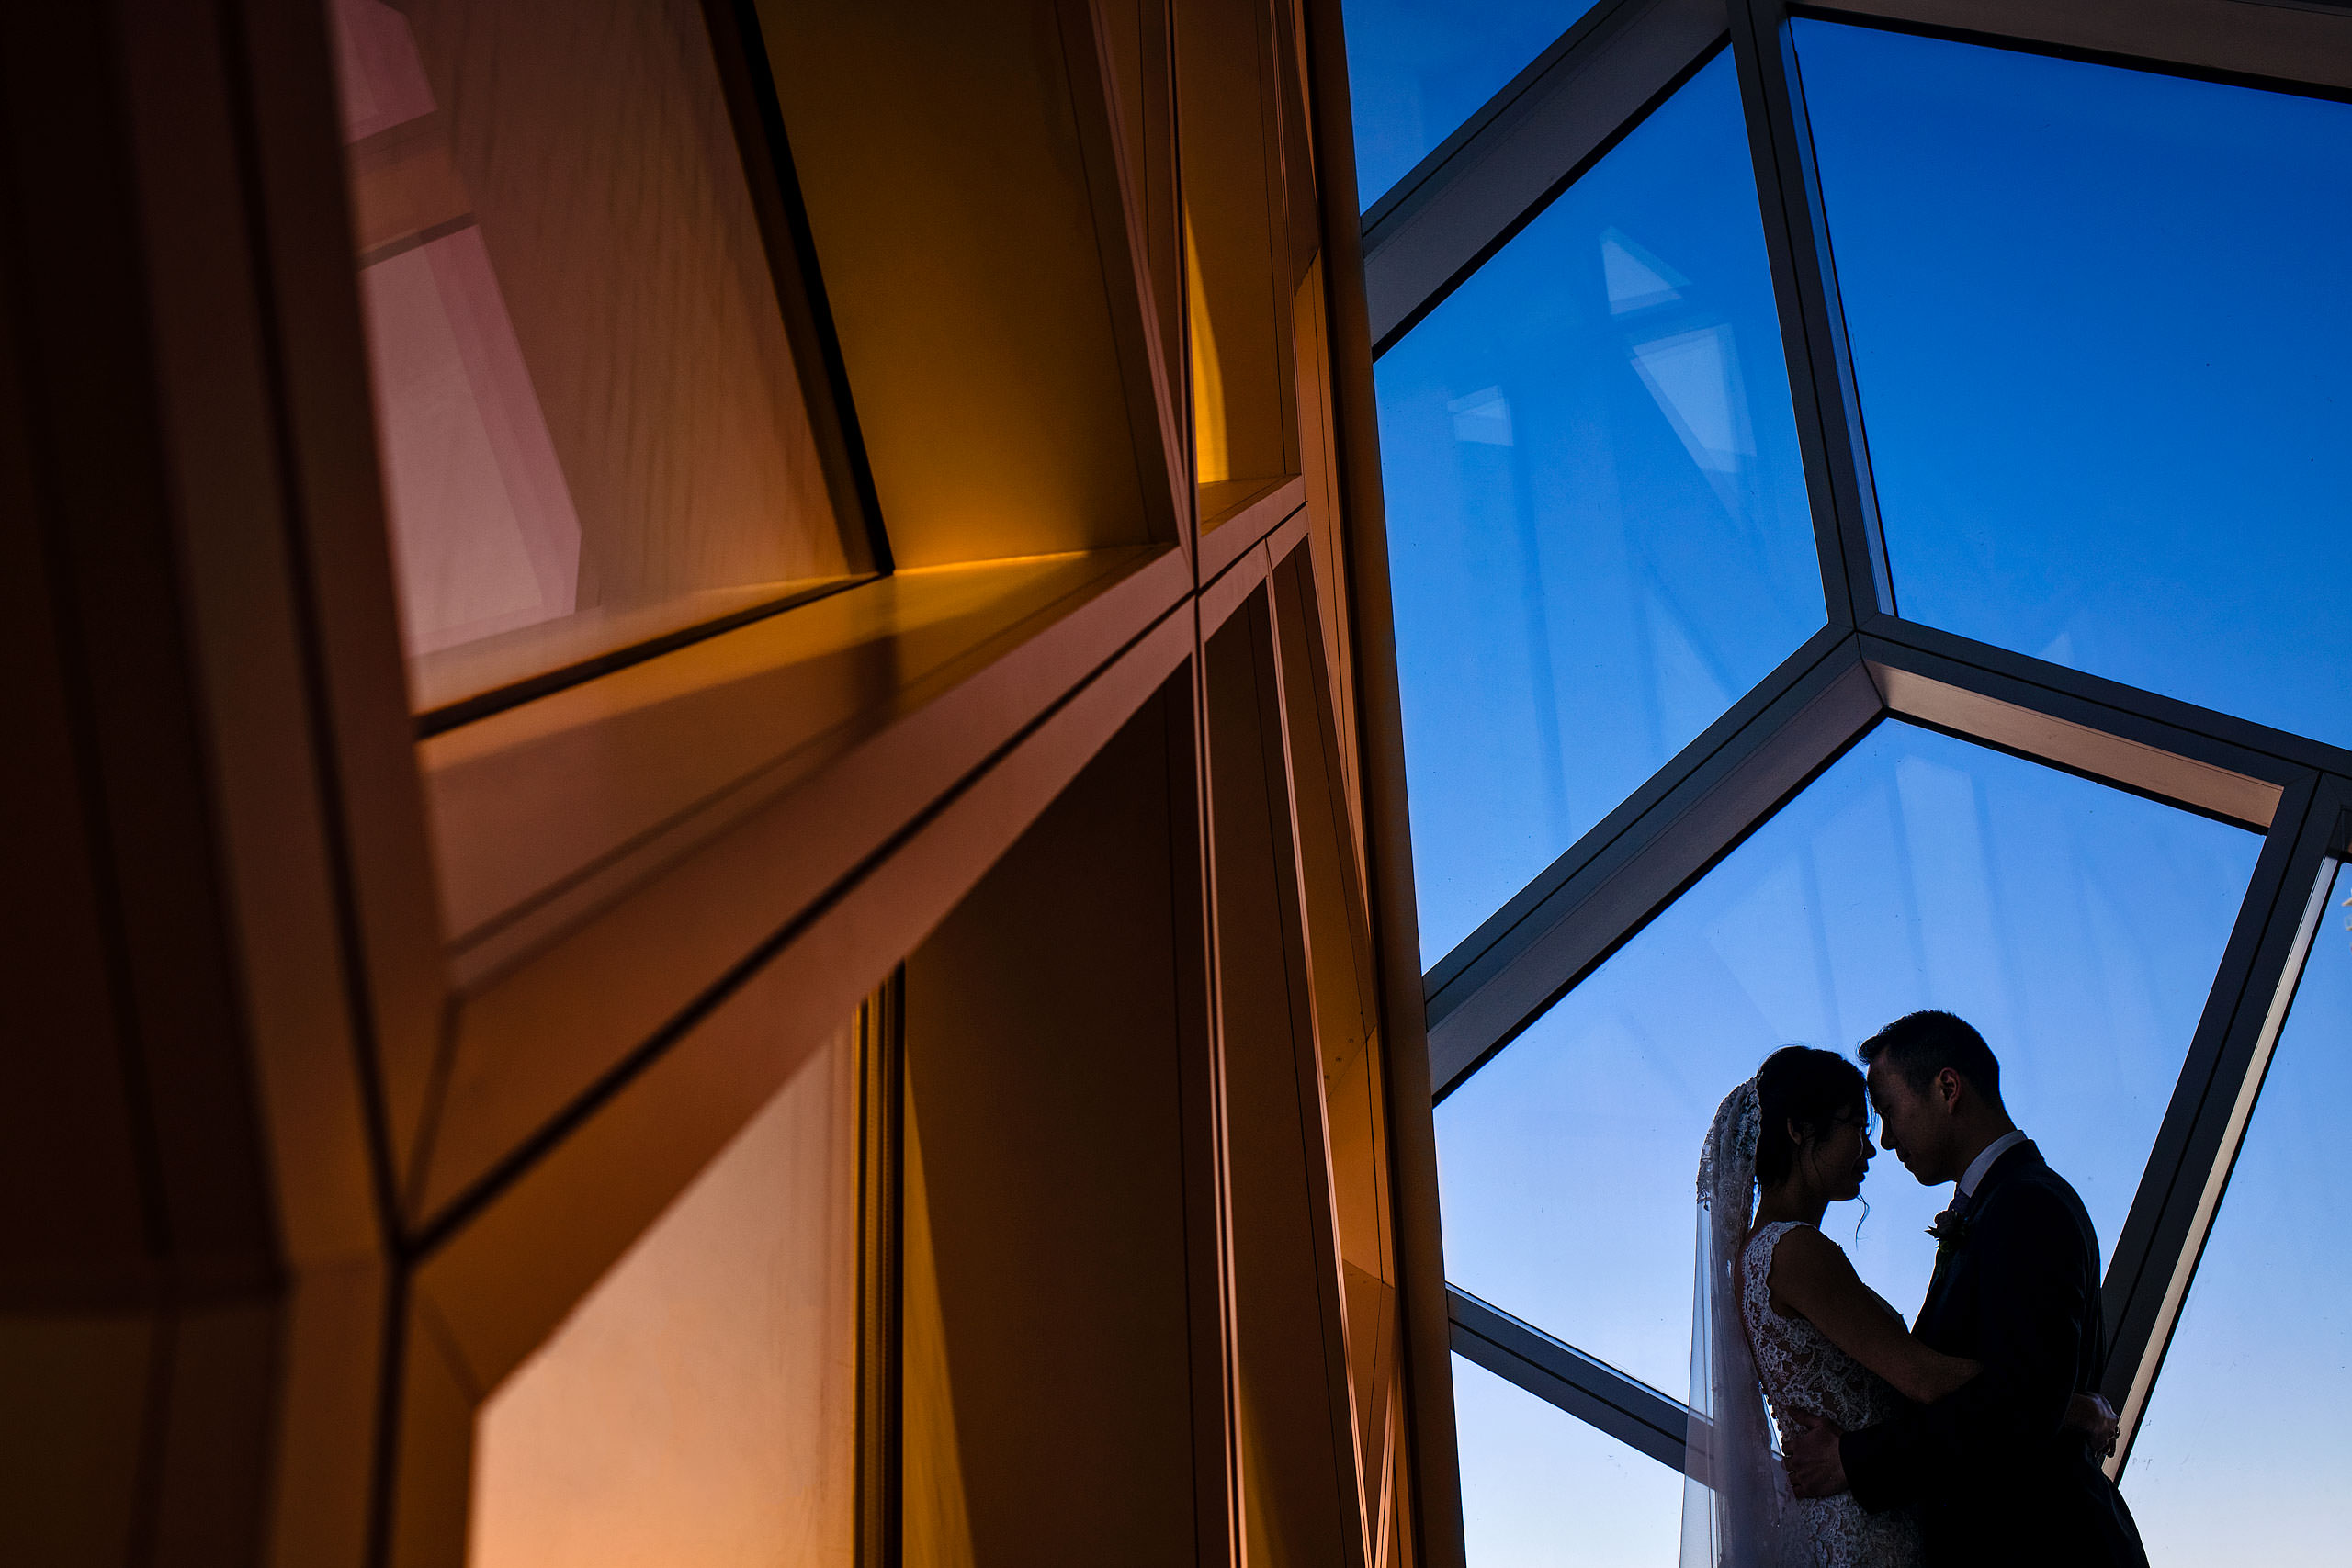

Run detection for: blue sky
[[1355, 11, 2352, 1562], [1341, 0, 1600, 207], [1375, 51, 1822, 966], [2124, 863, 2351, 1565], [1795, 20, 2352, 750]]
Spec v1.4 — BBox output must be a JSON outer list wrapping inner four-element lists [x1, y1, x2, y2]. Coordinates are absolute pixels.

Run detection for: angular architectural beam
[[2103, 773, 2351, 1470], [1424, 628, 1877, 1096], [1358, 0, 1725, 354], [1446, 1286, 1691, 1474], [1811, 0, 2352, 94], [1425, 615, 2346, 1101], [1860, 620, 2339, 824], [1730, 0, 1890, 626]]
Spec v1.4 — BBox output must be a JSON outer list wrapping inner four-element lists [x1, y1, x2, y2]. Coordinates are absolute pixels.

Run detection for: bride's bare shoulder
[[1762, 1222, 1862, 1294]]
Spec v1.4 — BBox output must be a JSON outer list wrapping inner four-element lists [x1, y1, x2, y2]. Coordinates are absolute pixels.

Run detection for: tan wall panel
[[1289, 262, 1365, 857], [146, 1302, 283, 1566], [1206, 594, 1362, 1568], [469, 1018, 858, 1568], [415, 550, 1192, 1227], [1179, 0, 1299, 506], [900, 682, 1207, 1565], [1096, 0, 1183, 427], [0, 1315, 154, 1568], [752, 0, 1163, 567], [1271, 543, 1395, 1507]]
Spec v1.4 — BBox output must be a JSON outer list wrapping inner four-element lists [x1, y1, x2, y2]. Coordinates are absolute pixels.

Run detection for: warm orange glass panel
[[326, 0, 866, 716], [468, 1014, 859, 1568]]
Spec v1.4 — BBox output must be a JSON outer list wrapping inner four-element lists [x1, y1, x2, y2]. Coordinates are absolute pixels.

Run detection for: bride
[[1684, 1047, 2115, 1567]]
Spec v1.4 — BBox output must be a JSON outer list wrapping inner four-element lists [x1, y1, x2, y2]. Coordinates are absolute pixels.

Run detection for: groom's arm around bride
[[1785, 1012, 2148, 1568]]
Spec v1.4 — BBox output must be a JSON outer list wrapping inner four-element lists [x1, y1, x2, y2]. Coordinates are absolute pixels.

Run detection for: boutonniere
[[1928, 1208, 1973, 1261]]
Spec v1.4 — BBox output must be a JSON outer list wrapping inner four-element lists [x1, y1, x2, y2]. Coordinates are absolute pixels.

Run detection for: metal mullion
[[1795, 0, 2352, 102], [1424, 623, 1848, 1001], [2098, 773, 2348, 1472], [1727, 0, 1888, 628], [1358, 0, 1726, 354], [1425, 628, 1881, 1097], [1446, 1286, 1692, 1474], [1362, 0, 1645, 232], [1860, 616, 2352, 794]]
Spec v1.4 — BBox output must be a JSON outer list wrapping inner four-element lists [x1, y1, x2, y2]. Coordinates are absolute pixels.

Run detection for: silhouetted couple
[[1686, 1011, 2149, 1568]]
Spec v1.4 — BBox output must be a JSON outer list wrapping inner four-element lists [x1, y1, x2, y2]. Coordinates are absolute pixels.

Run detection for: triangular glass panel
[[2123, 860, 2350, 1554], [1434, 721, 2260, 1395], [1377, 52, 1825, 963], [1343, 0, 1601, 209]]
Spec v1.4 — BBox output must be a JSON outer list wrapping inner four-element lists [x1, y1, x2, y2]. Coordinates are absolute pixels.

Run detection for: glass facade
[[2123, 863, 2352, 1564], [1353, 4, 2352, 1556], [1795, 20, 2352, 745], [1341, 0, 1599, 209], [1436, 722, 2256, 1394], [1377, 53, 1822, 962]]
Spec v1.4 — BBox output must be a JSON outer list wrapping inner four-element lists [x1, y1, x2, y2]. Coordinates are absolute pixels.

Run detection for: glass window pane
[[1453, 1353, 1682, 1567], [1794, 21, 2352, 745], [1341, 0, 1600, 209], [1435, 722, 2257, 1392], [1378, 54, 1824, 962], [2123, 862, 2352, 1563], [328, 0, 870, 716]]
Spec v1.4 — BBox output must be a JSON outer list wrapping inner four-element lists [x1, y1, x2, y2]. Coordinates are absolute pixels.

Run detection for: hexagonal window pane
[[1796, 20, 2352, 745], [1379, 51, 1826, 963], [1434, 721, 2259, 1393]]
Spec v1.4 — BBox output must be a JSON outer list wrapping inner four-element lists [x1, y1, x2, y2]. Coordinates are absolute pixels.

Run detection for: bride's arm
[[1766, 1227, 1979, 1404]]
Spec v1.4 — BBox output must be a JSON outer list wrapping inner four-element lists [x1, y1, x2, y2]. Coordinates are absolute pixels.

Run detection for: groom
[[1782, 1010, 2148, 1567]]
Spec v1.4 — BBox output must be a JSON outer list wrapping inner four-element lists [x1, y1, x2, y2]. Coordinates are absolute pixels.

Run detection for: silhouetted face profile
[[1866, 1061, 1961, 1187], [1792, 1106, 1876, 1203]]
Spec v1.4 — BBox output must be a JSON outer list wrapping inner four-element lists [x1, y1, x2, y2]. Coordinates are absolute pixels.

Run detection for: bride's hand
[[2064, 1392, 2120, 1457], [1782, 1415, 1849, 1498]]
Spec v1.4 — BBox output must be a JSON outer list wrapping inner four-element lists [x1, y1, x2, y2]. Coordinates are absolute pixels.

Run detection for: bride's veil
[[1680, 1079, 1807, 1568]]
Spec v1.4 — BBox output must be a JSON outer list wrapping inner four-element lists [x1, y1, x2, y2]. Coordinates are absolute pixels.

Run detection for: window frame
[[1370, 0, 2352, 1479]]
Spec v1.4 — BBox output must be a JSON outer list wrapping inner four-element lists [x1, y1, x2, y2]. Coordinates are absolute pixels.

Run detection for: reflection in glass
[[328, 0, 870, 715], [1340, 0, 1599, 209], [1794, 21, 2352, 745], [2124, 863, 2352, 1563], [1435, 723, 2257, 1393], [1178, 0, 1294, 517], [1453, 1353, 1682, 1567], [1376, 54, 1823, 961]]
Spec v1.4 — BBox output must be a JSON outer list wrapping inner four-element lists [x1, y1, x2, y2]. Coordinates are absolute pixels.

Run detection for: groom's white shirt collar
[[1955, 1128, 2029, 1202]]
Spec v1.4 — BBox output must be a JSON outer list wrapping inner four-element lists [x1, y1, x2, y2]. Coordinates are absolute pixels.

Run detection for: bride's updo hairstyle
[[1752, 1044, 1869, 1190]]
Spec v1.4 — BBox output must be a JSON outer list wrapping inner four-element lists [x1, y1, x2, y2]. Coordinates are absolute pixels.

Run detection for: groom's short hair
[[1858, 1010, 2005, 1109]]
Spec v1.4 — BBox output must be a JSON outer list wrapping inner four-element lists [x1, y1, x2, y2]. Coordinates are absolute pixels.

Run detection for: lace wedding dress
[[1685, 1079, 1920, 1568], [1739, 1221, 1925, 1568]]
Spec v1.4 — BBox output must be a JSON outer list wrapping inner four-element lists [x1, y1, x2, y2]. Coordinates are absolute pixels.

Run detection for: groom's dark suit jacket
[[1840, 1140, 2148, 1568]]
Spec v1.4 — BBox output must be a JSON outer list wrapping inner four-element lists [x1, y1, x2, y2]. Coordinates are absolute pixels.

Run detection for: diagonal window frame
[[1357, 0, 2352, 1482]]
